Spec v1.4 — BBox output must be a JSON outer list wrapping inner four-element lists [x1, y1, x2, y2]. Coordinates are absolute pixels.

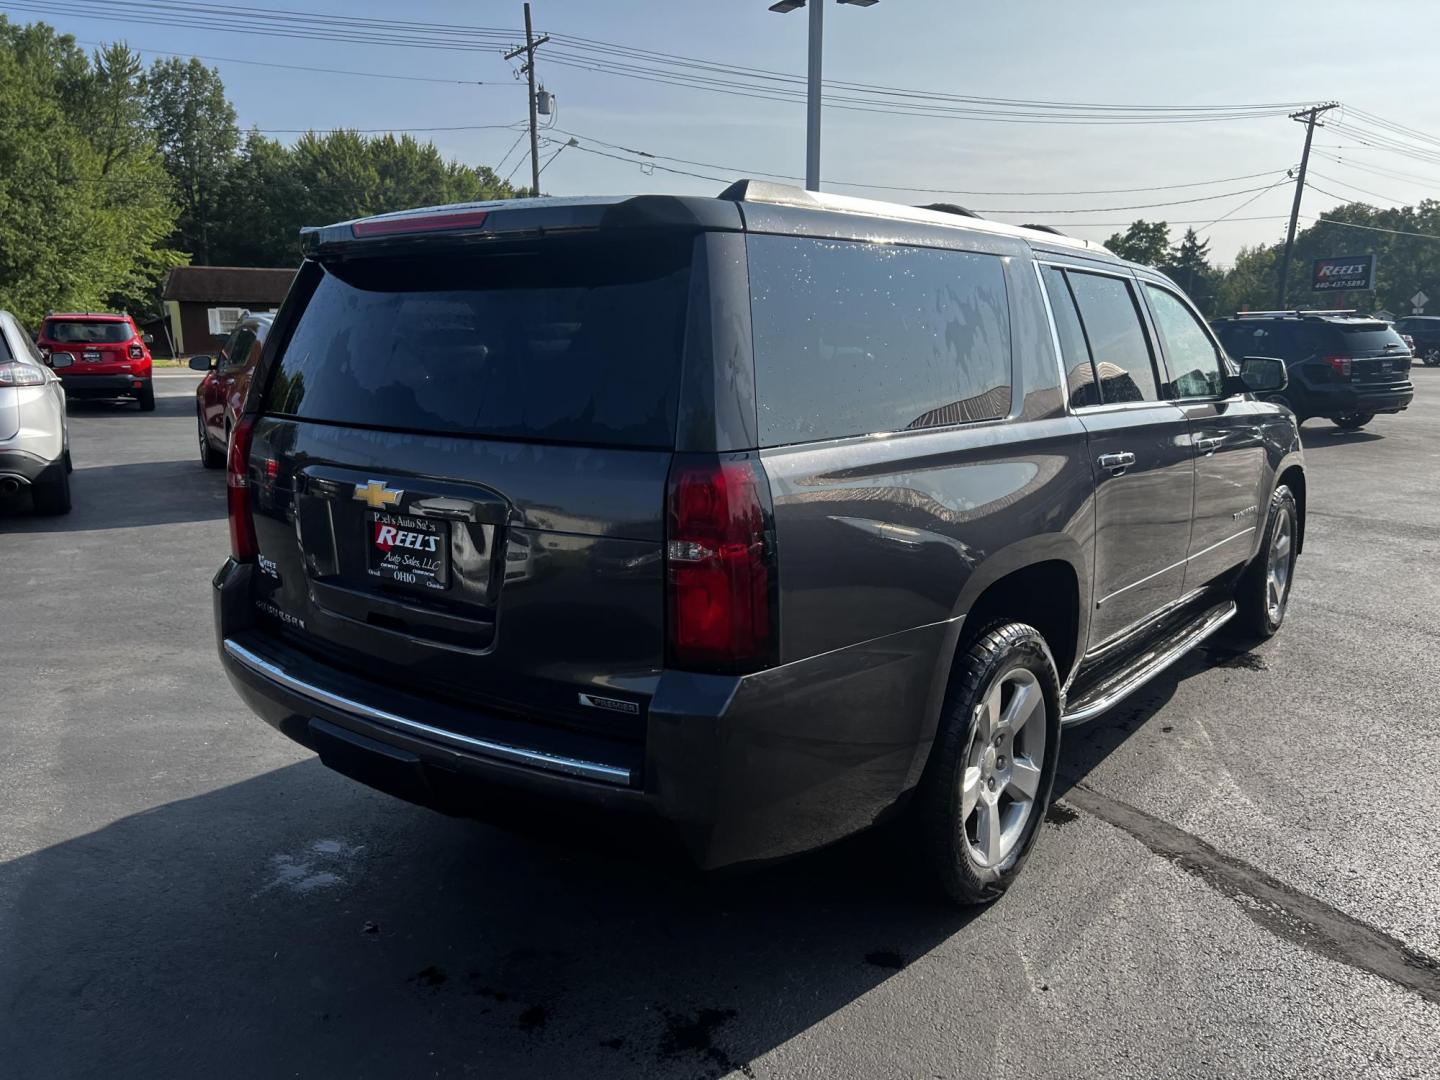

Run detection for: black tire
[[198, 412, 224, 469], [916, 621, 1062, 906], [1422, 347, 1440, 367], [137, 382, 156, 412], [1332, 412, 1372, 430], [31, 466, 72, 516], [1234, 484, 1298, 639]]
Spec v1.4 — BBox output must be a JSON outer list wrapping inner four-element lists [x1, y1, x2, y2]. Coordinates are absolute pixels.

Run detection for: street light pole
[[805, 0, 823, 191], [770, 0, 879, 192]]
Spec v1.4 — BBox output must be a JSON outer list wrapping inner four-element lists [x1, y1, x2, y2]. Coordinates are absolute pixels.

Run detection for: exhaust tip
[[0, 477, 22, 497]]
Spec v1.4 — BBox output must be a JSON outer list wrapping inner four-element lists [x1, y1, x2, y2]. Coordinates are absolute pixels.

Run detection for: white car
[[0, 310, 71, 515]]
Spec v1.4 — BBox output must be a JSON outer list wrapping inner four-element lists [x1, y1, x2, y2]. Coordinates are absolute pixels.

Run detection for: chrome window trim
[[1031, 259, 1073, 415], [223, 638, 633, 786]]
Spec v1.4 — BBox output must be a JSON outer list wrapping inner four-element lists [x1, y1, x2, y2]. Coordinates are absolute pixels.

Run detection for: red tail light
[[665, 455, 776, 673], [1324, 355, 1352, 378], [128, 344, 144, 359], [227, 416, 258, 561]]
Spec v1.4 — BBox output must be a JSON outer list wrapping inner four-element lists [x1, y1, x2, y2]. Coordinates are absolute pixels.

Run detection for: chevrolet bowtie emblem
[[353, 480, 404, 510]]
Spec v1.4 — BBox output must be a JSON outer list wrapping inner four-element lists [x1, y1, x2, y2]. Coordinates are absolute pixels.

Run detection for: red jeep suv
[[37, 313, 154, 411]]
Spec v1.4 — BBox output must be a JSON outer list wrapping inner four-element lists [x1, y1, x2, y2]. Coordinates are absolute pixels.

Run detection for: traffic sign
[[1411, 290, 1428, 310]]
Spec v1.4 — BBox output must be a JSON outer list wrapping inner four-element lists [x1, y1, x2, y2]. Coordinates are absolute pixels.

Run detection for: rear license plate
[[366, 511, 450, 592], [82, 351, 102, 362]]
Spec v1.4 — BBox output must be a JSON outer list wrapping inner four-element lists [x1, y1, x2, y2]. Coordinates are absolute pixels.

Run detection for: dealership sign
[[1312, 254, 1376, 292]]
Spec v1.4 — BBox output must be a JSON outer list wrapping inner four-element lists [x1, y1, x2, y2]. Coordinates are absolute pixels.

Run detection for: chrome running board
[[1061, 600, 1237, 727]]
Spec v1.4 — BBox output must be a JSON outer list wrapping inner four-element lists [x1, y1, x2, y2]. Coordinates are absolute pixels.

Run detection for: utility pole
[[504, 4, 550, 197], [1276, 102, 1338, 308]]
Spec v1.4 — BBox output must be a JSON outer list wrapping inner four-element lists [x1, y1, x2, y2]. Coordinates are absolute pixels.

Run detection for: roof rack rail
[[1223, 308, 1359, 319], [919, 202, 983, 220], [715, 178, 1104, 253]]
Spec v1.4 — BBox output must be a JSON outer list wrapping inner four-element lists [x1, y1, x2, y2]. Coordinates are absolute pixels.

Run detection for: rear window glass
[[44, 320, 131, 344], [749, 235, 1012, 445], [265, 239, 692, 448], [1335, 323, 1407, 353]]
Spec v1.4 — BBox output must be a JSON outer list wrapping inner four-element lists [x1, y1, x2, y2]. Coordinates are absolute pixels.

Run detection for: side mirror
[[49, 352, 75, 369], [188, 355, 216, 372], [1230, 355, 1288, 395], [143, 333, 154, 344]]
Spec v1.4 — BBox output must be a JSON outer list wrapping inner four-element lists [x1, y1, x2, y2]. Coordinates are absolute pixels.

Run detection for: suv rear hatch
[[240, 233, 693, 748], [42, 318, 136, 373], [1326, 321, 1412, 385]]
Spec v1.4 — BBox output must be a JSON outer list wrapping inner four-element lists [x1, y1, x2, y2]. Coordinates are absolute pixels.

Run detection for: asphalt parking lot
[[3, 370, 1439, 1079]]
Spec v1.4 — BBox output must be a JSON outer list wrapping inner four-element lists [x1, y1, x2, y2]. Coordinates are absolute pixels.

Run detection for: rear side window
[[1064, 272, 1160, 403], [44, 320, 131, 344], [265, 239, 692, 448], [749, 235, 1012, 445]]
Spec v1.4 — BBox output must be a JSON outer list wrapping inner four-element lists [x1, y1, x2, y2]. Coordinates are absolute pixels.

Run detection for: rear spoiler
[[300, 195, 741, 259]]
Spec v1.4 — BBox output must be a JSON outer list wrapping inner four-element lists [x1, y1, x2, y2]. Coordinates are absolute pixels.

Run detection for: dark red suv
[[37, 313, 154, 411]]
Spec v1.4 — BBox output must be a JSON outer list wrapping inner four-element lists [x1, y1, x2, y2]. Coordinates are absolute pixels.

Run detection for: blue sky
[[13, 0, 1440, 262]]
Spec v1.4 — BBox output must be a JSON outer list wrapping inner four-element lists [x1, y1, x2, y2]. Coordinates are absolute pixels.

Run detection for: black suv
[[212, 182, 1305, 905], [1212, 310, 1414, 429], [1393, 315, 1440, 366]]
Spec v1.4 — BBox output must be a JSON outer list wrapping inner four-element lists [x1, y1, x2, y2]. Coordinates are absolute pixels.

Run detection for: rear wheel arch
[[958, 560, 1083, 686]]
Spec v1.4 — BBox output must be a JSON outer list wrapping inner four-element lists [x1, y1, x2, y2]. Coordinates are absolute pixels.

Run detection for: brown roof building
[[160, 266, 297, 356]]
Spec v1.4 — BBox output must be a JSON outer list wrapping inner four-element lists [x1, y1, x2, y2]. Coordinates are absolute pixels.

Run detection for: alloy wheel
[[1266, 508, 1294, 625], [960, 667, 1047, 869]]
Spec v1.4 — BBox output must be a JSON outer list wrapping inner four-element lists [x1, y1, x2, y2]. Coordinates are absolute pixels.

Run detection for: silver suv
[[0, 310, 72, 515]]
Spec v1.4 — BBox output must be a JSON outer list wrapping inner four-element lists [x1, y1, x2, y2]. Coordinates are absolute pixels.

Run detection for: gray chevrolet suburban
[[213, 182, 1305, 905]]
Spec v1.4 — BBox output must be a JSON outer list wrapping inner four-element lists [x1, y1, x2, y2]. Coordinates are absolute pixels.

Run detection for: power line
[[1304, 216, 1440, 242], [73, 40, 515, 85], [1305, 171, 1407, 207], [9, 0, 1317, 126], [254, 122, 526, 134], [549, 127, 1292, 196], [1190, 173, 1296, 236]]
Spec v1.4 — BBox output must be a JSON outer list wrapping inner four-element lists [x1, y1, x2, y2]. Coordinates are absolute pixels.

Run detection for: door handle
[[1196, 436, 1224, 456], [1097, 451, 1136, 473]]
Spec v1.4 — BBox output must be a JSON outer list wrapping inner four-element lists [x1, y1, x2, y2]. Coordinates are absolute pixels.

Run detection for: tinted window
[[1041, 266, 1102, 408], [220, 328, 256, 373], [44, 320, 131, 344], [1335, 323, 1407, 353], [265, 239, 691, 448], [749, 235, 1012, 445], [1066, 272, 1160, 403], [0, 321, 13, 361], [1145, 286, 1226, 398]]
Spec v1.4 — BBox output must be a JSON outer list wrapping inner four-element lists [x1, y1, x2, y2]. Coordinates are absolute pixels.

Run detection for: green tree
[[1104, 219, 1171, 267], [1160, 228, 1220, 313], [213, 128, 523, 265], [144, 56, 238, 264], [1213, 244, 1277, 315], [0, 19, 180, 325]]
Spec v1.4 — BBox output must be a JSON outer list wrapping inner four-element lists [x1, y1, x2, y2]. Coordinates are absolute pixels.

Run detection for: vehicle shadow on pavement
[[0, 459, 224, 531], [1296, 427, 1384, 445], [0, 760, 977, 1079], [1053, 633, 1260, 798], [67, 394, 195, 420]]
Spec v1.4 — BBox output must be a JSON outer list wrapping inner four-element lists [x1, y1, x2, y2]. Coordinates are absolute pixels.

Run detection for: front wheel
[[1332, 412, 1373, 430], [1235, 484, 1297, 638], [1422, 347, 1440, 367], [916, 622, 1062, 906]]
